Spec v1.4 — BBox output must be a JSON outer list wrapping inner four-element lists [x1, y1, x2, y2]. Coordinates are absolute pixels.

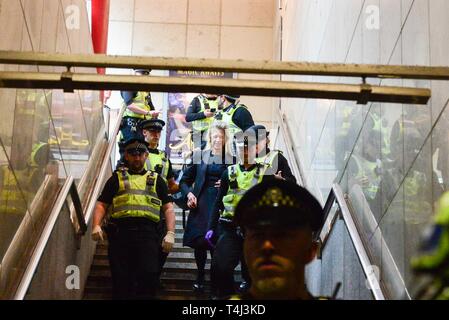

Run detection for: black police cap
[[223, 94, 240, 101], [123, 138, 149, 153], [234, 179, 324, 234], [244, 125, 269, 142], [139, 118, 165, 131], [235, 130, 258, 147]]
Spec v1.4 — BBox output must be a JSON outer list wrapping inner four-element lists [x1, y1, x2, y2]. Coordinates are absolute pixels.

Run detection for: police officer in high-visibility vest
[[91, 138, 175, 299], [186, 93, 219, 150], [215, 94, 255, 156], [232, 179, 326, 300], [118, 69, 160, 163], [139, 118, 179, 194], [411, 190, 449, 300], [139, 118, 180, 282], [248, 125, 296, 184], [205, 130, 270, 298]]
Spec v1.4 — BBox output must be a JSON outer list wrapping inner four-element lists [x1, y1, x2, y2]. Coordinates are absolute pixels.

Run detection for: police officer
[[139, 118, 179, 194], [91, 138, 175, 299], [215, 95, 255, 155], [118, 69, 160, 163], [206, 130, 270, 298], [232, 179, 325, 300], [411, 190, 449, 300], [186, 93, 219, 150], [139, 118, 180, 281], [247, 124, 296, 184]]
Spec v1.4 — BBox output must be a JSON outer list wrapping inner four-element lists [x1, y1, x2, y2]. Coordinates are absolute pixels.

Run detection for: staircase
[[84, 208, 243, 300]]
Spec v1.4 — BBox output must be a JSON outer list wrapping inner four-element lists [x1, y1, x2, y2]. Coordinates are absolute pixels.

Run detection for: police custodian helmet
[[223, 94, 240, 101], [234, 179, 324, 236]]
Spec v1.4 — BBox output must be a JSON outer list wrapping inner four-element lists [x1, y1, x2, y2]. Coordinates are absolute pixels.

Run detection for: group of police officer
[[91, 69, 327, 300]]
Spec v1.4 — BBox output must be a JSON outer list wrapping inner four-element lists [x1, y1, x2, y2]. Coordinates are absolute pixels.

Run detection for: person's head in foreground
[[234, 179, 324, 300]]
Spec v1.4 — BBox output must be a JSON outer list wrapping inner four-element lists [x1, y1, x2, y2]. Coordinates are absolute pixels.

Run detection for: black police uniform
[[247, 125, 297, 183], [207, 164, 273, 298], [97, 139, 171, 299], [139, 119, 175, 281]]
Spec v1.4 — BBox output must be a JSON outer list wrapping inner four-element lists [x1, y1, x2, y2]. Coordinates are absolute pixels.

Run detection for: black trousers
[[107, 218, 160, 300], [210, 221, 250, 297]]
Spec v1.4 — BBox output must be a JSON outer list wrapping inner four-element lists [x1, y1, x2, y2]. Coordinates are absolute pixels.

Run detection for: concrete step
[[92, 255, 208, 266], [94, 243, 194, 256]]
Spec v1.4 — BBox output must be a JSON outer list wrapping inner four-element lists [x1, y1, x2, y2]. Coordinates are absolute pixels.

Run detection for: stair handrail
[[13, 105, 125, 299], [317, 183, 386, 300], [14, 176, 85, 299], [84, 105, 125, 224], [274, 109, 409, 300], [275, 110, 306, 187]]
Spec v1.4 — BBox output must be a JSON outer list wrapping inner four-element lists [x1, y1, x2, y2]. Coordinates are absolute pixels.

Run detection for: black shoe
[[193, 272, 205, 293], [238, 281, 250, 293], [193, 282, 205, 293]]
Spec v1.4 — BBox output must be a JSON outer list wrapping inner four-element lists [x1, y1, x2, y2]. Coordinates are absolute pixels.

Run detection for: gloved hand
[[162, 231, 175, 253], [205, 230, 215, 248], [91, 225, 105, 242]]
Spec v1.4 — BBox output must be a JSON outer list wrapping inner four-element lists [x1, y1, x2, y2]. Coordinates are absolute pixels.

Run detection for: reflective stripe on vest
[[145, 151, 169, 181], [221, 164, 263, 220], [112, 170, 161, 222], [28, 142, 48, 167], [192, 95, 216, 132], [123, 91, 152, 119], [352, 155, 379, 201]]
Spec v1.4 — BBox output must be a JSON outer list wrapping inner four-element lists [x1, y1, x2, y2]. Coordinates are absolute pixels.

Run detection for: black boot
[[238, 281, 250, 293], [193, 271, 205, 293]]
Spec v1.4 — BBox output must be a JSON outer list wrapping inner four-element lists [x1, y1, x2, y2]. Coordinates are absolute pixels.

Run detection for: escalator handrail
[[84, 105, 125, 224], [318, 183, 386, 300], [14, 176, 84, 299], [276, 111, 306, 187], [13, 106, 124, 299]]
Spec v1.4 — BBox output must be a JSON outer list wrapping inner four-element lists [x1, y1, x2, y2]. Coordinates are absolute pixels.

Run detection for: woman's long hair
[[205, 121, 234, 163]]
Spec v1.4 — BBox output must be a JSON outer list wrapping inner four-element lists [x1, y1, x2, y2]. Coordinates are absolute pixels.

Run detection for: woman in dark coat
[[180, 121, 235, 292]]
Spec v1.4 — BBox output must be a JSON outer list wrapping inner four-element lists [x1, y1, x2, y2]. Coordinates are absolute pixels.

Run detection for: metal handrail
[[13, 104, 124, 299], [275, 110, 306, 187], [84, 105, 125, 224], [317, 183, 386, 300], [14, 176, 85, 299]]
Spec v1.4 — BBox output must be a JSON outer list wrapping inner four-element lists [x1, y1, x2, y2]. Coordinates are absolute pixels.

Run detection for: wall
[[106, 0, 277, 134], [0, 0, 102, 298], [274, 0, 449, 299]]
